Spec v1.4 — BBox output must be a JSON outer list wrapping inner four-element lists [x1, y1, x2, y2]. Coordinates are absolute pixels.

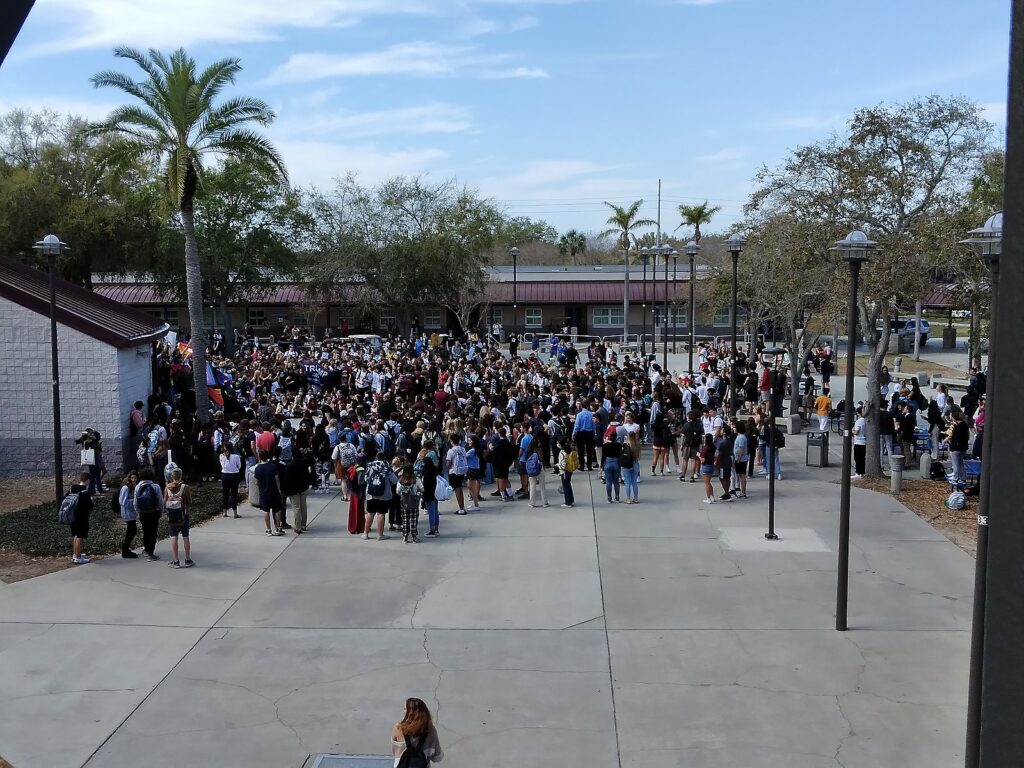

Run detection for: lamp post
[[725, 235, 747, 417], [761, 346, 786, 540], [33, 234, 69, 504], [671, 249, 679, 354], [960, 212, 1002, 768], [640, 247, 651, 356], [622, 238, 632, 346], [685, 240, 700, 375], [660, 244, 675, 370], [831, 230, 878, 632], [509, 246, 519, 340]]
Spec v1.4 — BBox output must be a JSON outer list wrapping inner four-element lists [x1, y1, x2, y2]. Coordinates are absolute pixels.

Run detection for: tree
[[557, 229, 587, 264], [498, 216, 557, 246], [750, 95, 992, 476], [677, 200, 722, 243], [599, 200, 656, 251], [88, 47, 287, 421], [304, 175, 503, 336], [151, 160, 308, 354]]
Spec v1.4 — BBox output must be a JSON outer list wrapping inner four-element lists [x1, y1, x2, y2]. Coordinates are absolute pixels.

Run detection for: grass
[[0, 483, 224, 557]]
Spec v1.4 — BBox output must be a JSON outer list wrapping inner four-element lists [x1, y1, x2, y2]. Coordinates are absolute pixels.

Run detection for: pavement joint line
[[80, 488, 342, 767], [584, 468, 624, 768]]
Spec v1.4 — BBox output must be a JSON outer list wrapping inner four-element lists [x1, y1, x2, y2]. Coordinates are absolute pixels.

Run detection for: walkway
[[0, 440, 972, 767]]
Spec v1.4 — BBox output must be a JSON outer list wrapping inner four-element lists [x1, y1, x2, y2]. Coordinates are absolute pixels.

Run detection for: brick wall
[[0, 296, 153, 478]]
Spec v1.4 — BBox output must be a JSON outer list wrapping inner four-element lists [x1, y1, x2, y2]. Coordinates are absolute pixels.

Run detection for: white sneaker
[[77, 555, 91, 564]]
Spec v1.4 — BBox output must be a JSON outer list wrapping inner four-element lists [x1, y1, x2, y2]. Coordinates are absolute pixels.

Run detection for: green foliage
[[557, 229, 587, 263], [499, 216, 557, 246], [677, 201, 722, 243], [0, 484, 224, 558], [599, 200, 656, 250]]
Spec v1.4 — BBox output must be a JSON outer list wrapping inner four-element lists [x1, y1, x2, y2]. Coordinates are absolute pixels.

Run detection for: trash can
[[942, 326, 957, 349], [806, 430, 829, 467], [898, 335, 913, 354], [917, 371, 929, 386]]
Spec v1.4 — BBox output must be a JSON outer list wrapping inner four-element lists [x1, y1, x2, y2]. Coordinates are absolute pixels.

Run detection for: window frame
[[524, 307, 543, 328]]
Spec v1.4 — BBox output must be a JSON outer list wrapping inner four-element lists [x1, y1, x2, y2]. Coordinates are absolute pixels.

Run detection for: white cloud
[[696, 147, 749, 164], [274, 140, 447, 189], [266, 42, 546, 83], [509, 15, 540, 31], [458, 14, 538, 37], [27, 0, 438, 54], [277, 103, 473, 139], [480, 66, 549, 79]]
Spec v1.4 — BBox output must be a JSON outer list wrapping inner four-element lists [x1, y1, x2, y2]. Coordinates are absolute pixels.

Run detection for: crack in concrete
[[105, 577, 231, 602]]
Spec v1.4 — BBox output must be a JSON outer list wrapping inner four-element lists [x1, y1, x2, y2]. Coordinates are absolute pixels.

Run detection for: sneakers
[[145, 553, 160, 561], [183, 559, 195, 568], [490, 490, 502, 497], [702, 497, 716, 504], [560, 503, 574, 508], [281, 523, 293, 530], [274, 529, 285, 536], [455, 509, 468, 515], [469, 505, 481, 512], [168, 560, 181, 569], [71, 555, 91, 564], [121, 550, 139, 559], [720, 493, 733, 501], [543, 502, 550, 507], [377, 534, 390, 541], [362, 533, 371, 540]]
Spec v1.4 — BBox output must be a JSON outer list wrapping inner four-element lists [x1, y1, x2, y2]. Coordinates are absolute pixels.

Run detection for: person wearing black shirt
[[600, 431, 622, 503], [948, 412, 970, 484], [69, 471, 94, 564]]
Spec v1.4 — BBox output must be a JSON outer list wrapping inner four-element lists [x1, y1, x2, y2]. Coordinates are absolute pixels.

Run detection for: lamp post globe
[[33, 234, 70, 504], [724, 234, 747, 416]]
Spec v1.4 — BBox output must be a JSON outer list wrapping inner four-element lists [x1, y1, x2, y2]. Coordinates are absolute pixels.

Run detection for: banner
[[206, 362, 233, 407], [301, 361, 329, 391]]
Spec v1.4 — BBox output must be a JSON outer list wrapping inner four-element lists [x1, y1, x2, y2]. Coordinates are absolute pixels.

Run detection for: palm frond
[[198, 96, 276, 138], [206, 128, 288, 183]]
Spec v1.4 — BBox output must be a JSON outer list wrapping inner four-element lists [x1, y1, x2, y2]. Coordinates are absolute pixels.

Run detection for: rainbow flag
[[177, 342, 193, 359], [206, 362, 232, 407]]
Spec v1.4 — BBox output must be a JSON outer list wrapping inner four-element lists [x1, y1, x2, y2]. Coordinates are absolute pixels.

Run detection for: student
[[254, 452, 286, 536], [852, 406, 867, 478], [620, 431, 640, 504], [219, 442, 243, 518], [445, 434, 469, 515], [699, 434, 718, 504], [601, 428, 622, 503], [118, 471, 140, 558], [68, 471, 94, 564], [397, 465, 422, 543], [163, 467, 194, 569], [557, 438, 578, 508], [363, 446, 399, 540], [732, 422, 749, 499], [391, 698, 444, 766], [133, 468, 164, 560], [282, 448, 313, 534]]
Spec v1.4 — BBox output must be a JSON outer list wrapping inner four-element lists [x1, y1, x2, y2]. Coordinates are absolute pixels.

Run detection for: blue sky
[[0, 0, 1012, 239]]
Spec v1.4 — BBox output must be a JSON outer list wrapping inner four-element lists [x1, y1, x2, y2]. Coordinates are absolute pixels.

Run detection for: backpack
[[279, 436, 293, 463], [365, 459, 389, 497], [397, 734, 429, 768], [930, 460, 946, 480], [337, 442, 357, 468], [135, 481, 161, 513], [565, 450, 579, 474], [413, 458, 427, 477], [147, 429, 160, 454], [377, 432, 396, 460], [773, 428, 786, 448], [58, 492, 79, 525], [618, 448, 635, 469], [525, 452, 542, 477]]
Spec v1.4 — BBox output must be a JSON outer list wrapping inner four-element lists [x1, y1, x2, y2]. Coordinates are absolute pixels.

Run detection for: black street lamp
[[672, 249, 679, 354], [725, 235, 747, 416], [685, 240, 700, 375], [33, 234, 69, 504], [831, 230, 878, 631], [660, 244, 676, 371], [760, 345, 786, 540], [960, 211, 1002, 768], [509, 245, 519, 340], [640, 247, 651, 356]]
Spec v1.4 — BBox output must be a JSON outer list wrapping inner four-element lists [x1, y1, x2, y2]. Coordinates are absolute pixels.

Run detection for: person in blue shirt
[[572, 400, 597, 471]]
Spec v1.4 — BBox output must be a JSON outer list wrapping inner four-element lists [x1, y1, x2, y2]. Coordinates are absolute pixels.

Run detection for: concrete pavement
[[0, 442, 972, 767]]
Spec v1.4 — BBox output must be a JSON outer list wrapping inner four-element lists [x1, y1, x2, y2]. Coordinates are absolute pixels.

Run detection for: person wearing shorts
[[163, 467, 193, 568], [699, 434, 717, 504], [445, 435, 468, 515], [732, 421, 749, 498], [69, 471, 94, 564]]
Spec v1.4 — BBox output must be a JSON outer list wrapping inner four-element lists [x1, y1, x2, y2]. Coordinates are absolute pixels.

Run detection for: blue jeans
[[561, 474, 575, 506], [603, 459, 620, 501], [950, 451, 965, 483], [425, 500, 439, 530], [621, 465, 638, 499]]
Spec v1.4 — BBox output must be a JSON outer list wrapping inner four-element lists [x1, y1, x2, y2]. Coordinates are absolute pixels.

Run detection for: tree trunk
[[180, 169, 211, 424], [913, 299, 922, 361], [968, 298, 980, 369], [220, 294, 235, 357], [859, 299, 889, 478]]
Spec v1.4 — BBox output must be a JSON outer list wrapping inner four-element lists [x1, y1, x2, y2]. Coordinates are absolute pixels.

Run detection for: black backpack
[[773, 427, 786, 448], [398, 734, 429, 768], [930, 460, 946, 480]]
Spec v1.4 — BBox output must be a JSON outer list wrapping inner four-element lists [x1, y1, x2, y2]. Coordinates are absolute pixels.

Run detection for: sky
[[0, 0, 1013, 239]]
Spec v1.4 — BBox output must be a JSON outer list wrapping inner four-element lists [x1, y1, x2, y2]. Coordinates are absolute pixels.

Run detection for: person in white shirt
[[852, 405, 867, 477]]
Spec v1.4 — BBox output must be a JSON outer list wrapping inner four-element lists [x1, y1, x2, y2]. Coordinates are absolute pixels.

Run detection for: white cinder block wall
[[0, 296, 153, 478]]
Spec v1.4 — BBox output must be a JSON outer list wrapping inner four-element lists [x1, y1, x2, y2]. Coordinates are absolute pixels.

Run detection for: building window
[[654, 306, 688, 327], [163, 308, 179, 327], [524, 307, 542, 328], [379, 308, 396, 329], [423, 308, 442, 329], [592, 307, 624, 327], [490, 307, 504, 326], [291, 312, 309, 326], [713, 306, 748, 327], [247, 308, 266, 327]]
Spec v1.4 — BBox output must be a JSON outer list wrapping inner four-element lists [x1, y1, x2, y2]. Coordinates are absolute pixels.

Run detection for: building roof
[[488, 264, 705, 282], [920, 283, 973, 310], [0, 257, 169, 348]]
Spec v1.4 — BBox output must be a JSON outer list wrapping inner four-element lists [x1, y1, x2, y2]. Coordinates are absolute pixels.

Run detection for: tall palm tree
[[88, 47, 286, 421], [599, 200, 656, 343], [557, 229, 587, 264], [676, 200, 722, 243]]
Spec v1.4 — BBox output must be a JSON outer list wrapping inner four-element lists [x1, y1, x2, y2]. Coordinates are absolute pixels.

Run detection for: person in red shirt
[[255, 422, 277, 459], [759, 362, 773, 404]]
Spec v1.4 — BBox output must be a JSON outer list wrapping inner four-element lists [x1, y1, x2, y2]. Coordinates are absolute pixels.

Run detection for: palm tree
[[557, 230, 587, 264], [88, 47, 286, 421], [676, 200, 722, 243], [599, 201, 656, 343]]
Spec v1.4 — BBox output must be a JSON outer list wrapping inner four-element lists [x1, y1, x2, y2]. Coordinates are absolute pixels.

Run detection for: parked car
[[890, 318, 930, 345]]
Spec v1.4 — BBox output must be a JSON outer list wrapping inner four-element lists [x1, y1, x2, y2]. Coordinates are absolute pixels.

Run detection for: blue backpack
[[525, 452, 542, 477], [58, 492, 79, 524]]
